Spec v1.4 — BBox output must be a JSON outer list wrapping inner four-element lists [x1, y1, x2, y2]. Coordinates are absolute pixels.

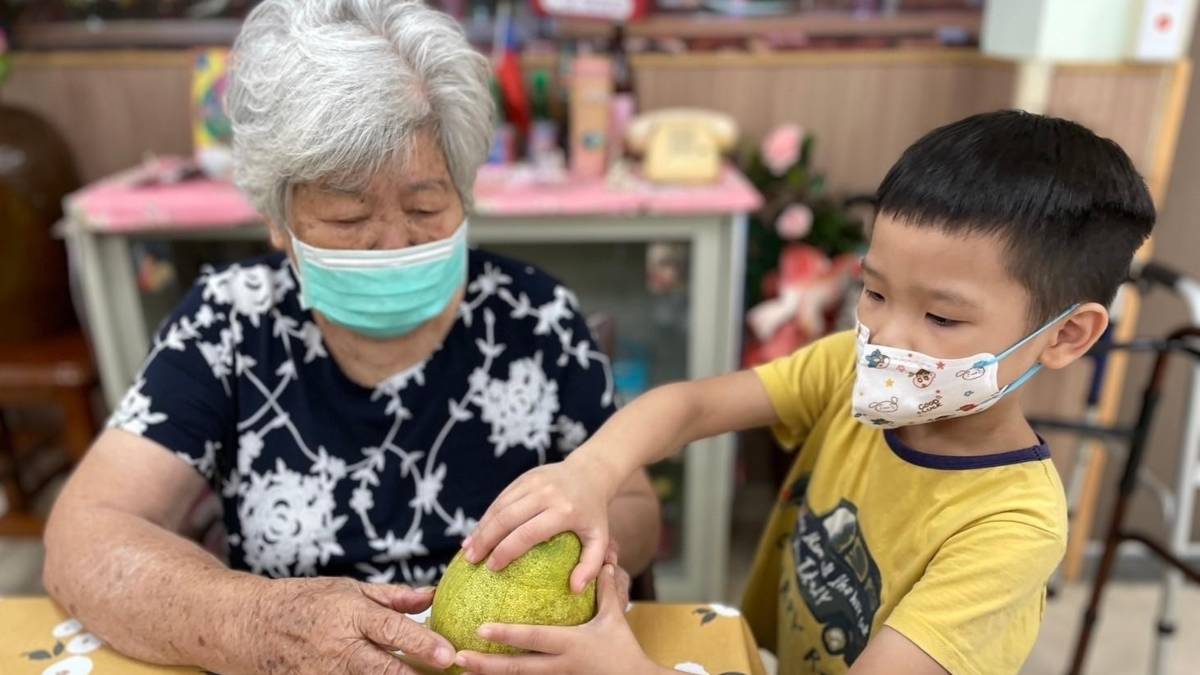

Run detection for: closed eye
[[864, 289, 885, 303], [926, 313, 962, 328]]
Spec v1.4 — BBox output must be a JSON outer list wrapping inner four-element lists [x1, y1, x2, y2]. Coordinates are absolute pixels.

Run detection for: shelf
[[554, 10, 981, 41], [11, 9, 981, 51], [14, 19, 243, 50]]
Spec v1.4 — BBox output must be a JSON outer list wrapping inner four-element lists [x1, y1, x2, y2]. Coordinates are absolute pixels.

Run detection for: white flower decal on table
[[50, 620, 81, 640], [23, 617, 102, 675], [42, 655, 94, 675], [65, 634, 102, 655], [694, 604, 742, 625], [673, 661, 748, 675]]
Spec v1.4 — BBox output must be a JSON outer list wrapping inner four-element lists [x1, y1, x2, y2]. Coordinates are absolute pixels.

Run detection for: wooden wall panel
[[635, 52, 1016, 195], [3, 52, 194, 183], [1036, 63, 1192, 562], [4, 49, 1022, 195], [1048, 65, 1176, 181]]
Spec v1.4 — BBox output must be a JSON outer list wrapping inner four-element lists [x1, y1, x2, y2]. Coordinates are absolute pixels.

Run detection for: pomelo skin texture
[[429, 532, 597, 673]]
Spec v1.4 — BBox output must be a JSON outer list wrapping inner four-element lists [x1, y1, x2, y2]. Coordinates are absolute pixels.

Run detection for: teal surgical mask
[[289, 220, 469, 339]]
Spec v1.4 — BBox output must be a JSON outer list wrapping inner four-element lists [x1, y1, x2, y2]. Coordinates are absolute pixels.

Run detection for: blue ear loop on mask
[[976, 303, 1081, 396]]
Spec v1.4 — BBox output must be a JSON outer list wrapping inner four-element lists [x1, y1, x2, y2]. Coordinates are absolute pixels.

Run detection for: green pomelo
[[429, 532, 597, 673]]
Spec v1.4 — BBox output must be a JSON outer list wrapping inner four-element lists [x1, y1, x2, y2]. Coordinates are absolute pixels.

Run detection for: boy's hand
[[454, 564, 663, 675], [463, 451, 621, 593]]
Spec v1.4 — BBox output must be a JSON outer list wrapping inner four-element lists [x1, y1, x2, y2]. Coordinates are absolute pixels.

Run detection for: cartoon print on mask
[[955, 362, 988, 381], [868, 397, 899, 414], [909, 369, 935, 389], [917, 396, 943, 415], [865, 349, 890, 369]]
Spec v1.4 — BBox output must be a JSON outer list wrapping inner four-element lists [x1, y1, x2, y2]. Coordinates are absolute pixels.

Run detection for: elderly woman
[[42, 2, 659, 673]]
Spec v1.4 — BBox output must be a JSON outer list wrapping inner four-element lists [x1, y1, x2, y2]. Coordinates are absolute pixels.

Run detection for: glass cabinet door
[[482, 241, 692, 580]]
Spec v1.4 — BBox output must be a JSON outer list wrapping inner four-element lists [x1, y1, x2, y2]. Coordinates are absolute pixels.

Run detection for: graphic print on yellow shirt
[[783, 475, 881, 665], [742, 331, 1068, 675]]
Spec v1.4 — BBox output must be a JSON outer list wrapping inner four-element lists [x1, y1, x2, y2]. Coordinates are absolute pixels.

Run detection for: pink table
[[68, 157, 761, 232]]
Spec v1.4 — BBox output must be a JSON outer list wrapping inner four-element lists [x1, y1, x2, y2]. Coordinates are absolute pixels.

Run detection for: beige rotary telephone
[[626, 108, 739, 185]]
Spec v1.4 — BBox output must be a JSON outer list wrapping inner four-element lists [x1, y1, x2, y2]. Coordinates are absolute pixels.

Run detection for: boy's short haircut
[[875, 109, 1156, 324]]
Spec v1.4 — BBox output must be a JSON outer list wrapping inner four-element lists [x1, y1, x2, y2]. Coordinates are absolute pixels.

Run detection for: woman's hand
[[462, 450, 621, 593], [255, 577, 456, 675], [454, 564, 665, 675]]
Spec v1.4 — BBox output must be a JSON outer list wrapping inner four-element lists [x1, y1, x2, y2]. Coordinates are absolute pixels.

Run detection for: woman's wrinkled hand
[[253, 577, 455, 675]]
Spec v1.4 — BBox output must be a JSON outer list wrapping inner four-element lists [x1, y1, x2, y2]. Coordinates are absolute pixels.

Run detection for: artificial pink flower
[[761, 124, 803, 176], [775, 203, 813, 240]]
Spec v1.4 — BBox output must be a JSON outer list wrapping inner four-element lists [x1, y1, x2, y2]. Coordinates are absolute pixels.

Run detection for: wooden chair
[[0, 102, 91, 537], [0, 331, 99, 537]]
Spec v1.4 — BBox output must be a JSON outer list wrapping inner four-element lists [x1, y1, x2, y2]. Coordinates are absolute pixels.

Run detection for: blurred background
[[1, 1, 1200, 673]]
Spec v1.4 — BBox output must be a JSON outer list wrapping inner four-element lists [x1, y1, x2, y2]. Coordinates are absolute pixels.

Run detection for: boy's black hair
[[875, 109, 1155, 324]]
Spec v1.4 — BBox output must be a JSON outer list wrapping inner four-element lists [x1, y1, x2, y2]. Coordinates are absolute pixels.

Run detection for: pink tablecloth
[[472, 164, 762, 217], [67, 158, 258, 233], [68, 158, 762, 234]]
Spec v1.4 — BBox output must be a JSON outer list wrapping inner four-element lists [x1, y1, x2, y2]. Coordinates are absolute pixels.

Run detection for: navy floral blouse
[[108, 249, 616, 586]]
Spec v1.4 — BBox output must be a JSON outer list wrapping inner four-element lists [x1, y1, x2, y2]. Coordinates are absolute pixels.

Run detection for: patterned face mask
[[851, 305, 1078, 429]]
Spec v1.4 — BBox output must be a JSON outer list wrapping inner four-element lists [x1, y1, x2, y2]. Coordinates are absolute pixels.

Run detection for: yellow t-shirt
[[742, 330, 1067, 675]]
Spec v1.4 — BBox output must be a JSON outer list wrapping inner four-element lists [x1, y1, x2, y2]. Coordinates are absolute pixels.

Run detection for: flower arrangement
[[739, 124, 867, 366]]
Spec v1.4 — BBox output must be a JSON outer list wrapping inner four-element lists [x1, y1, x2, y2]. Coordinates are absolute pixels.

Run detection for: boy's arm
[[464, 369, 779, 591], [607, 469, 661, 575], [849, 627, 949, 675], [577, 369, 780, 479]]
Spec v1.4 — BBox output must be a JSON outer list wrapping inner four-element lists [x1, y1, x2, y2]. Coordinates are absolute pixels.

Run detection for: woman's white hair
[[226, 0, 493, 225]]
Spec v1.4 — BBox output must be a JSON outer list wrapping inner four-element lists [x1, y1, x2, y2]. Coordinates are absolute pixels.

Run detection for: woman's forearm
[[43, 501, 273, 674], [607, 471, 661, 576]]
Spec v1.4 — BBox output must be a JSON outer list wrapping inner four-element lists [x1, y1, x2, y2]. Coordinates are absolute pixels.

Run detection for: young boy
[[453, 110, 1156, 675]]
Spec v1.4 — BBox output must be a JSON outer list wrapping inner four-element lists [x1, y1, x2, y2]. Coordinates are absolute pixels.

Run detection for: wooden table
[[0, 596, 767, 675]]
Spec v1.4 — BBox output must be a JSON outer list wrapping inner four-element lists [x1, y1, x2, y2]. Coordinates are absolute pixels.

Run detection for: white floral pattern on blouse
[[108, 250, 615, 584]]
